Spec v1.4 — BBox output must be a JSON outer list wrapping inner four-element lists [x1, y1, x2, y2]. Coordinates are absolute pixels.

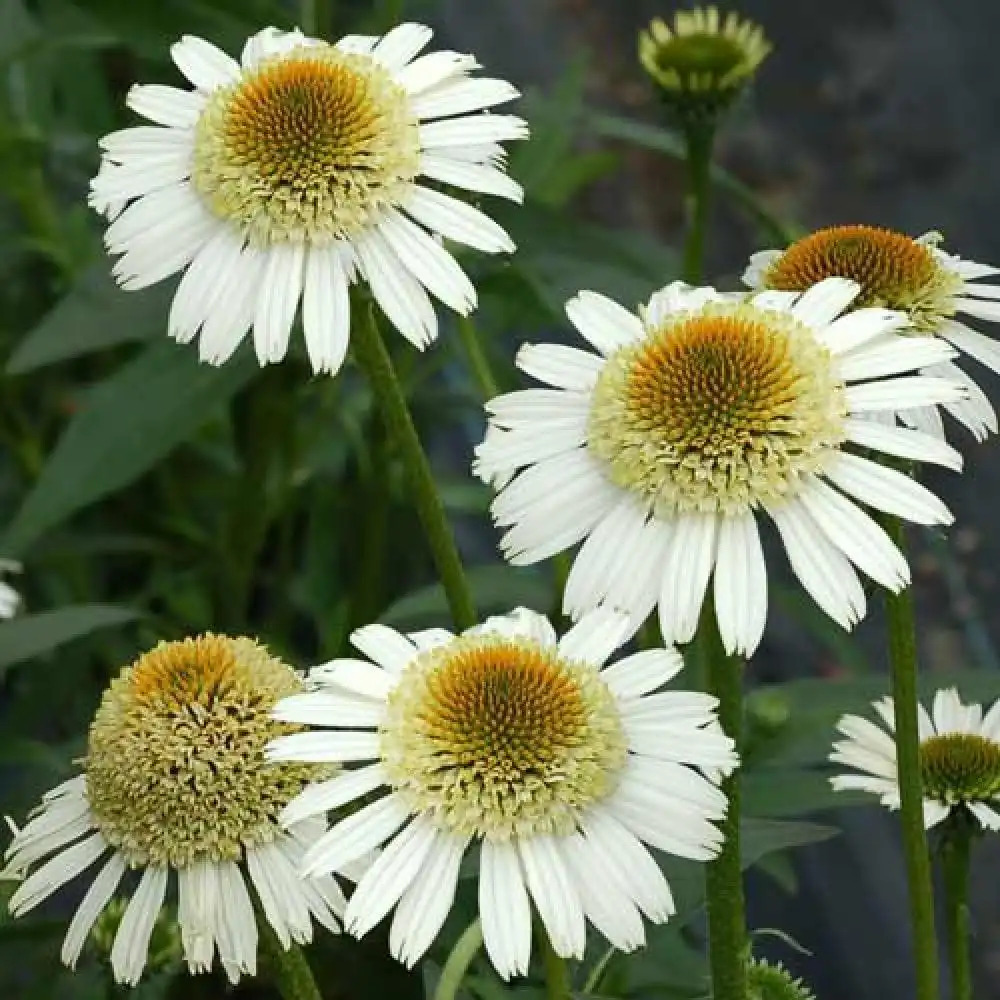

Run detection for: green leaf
[[2, 341, 257, 555], [0, 604, 138, 672], [741, 817, 839, 865], [6, 264, 171, 374], [742, 767, 869, 817], [382, 564, 553, 629]]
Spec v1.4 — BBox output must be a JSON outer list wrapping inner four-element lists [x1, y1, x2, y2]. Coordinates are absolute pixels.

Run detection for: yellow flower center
[[191, 46, 420, 246], [764, 225, 962, 334], [85, 635, 324, 868], [588, 303, 846, 515], [379, 635, 627, 839], [920, 732, 1000, 803]]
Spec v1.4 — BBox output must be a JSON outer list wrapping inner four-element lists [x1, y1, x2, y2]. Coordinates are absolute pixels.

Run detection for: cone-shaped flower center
[[85, 635, 322, 867], [920, 731, 1000, 802], [192, 48, 420, 246], [588, 304, 846, 515], [380, 635, 627, 839], [765, 226, 962, 333]]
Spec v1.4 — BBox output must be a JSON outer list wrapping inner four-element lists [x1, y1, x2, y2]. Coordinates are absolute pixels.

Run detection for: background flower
[[830, 688, 1000, 831], [268, 607, 737, 978]]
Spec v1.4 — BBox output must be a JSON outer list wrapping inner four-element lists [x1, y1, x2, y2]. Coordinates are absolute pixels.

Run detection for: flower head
[[475, 278, 963, 656], [2, 635, 344, 986], [830, 689, 1000, 831], [268, 608, 737, 978], [90, 24, 526, 375], [0, 559, 21, 619], [639, 7, 771, 126], [745, 226, 1000, 440]]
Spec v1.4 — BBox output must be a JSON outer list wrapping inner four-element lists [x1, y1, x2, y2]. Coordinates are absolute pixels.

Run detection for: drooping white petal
[[280, 765, 388, 828], [953, 296, 1000, 323], [8, 832, 107, 916], [712, 512, 767, 656], [266, 731, 382, 764], [835, 335, 955, 381], [479, 839, 532, 980], [308, 657, 395, 699], [110, 865, 169, 986], [412, 78, 520, 119], [301, 795, 411, 877], [371, 23, 433, 71], [600, 648, 684, 700], [61, 853, 127, 968], [303, 242, 351, 376], [404, 185, 515, 254], [418, 114, 528, 149], [419, 153, 523, 202], [790, 277, 861, 327], [658, 513, 718, 646], [252, 242, 305, 365], [517, 835, 586, 960], [843, 418, 962, 471], [396, 51, 479, 93], [940, 320, 1000, 375], [272, 691, 384, 728], [818, 307, 908, 354], [557, 607, 632, 667]]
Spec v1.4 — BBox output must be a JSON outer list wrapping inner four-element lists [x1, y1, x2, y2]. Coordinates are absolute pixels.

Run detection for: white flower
[[267, 607, 737, 979], [744, 226, 1000, 440], [2, 635, 345, 986], [830, 688, 1000, 832], [475, 278, 963, 657], [90, 23, 526, 375], [0, 559, 22, 619]]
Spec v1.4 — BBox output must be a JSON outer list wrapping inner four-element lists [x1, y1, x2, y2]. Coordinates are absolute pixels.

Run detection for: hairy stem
[[259, 920, 323, 1000], [433, 919, 484, 1000]]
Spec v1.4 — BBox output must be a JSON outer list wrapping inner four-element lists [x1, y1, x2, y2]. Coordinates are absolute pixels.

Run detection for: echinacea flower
[[639, 7, 770, 124], [90, 24, 526, 374], [475, 278, 963, 656], [744, 226, 1000, 440], [2, 635, 344, 986], [831, 688, 1000, 831], [267, 608, 737, 978], [0, 559, 21, 619]]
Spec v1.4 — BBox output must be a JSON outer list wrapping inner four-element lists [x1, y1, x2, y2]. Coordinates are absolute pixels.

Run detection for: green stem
[[457, 316, 501, 400], [541, 929, 571, 1000], [681, 125, 715, 284], [299, 0, 330, 36], [351, 302, 478, 630], [433, 918, 484, 1000], [882, 515, 940, 1000], [698, 596, 747, 1000], [258, 920, 323, 1000], [942, 826, 973, 1000]]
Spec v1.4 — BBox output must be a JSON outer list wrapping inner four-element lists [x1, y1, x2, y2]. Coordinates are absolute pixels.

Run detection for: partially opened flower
[[745, 226, 1000, 440], [639, 7, 770, 126], [2, 635, 344, 986], [830, 689, 1000, 832], [475, 278, 963, 656], [0, 559, 21, 619], [268, 608, 736, 978], [90, 24, 526, 374]]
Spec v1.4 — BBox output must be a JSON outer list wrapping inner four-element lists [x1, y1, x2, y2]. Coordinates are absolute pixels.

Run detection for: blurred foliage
[[0, 1, 997, 999]]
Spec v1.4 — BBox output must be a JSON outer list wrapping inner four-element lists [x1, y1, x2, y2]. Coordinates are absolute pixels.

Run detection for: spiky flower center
[[587, 303, 847, 515], [764, 225, 962, 334], [85, 635, 323, 868], [191, 46, 420, 246], [639, 8, 771, 95], [379, 635, 627, 839], [919, 732, 1000, 803]]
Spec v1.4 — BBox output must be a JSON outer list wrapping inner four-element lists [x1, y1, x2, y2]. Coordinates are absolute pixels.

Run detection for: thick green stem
[[299, 0, 330, 36], [351, 303, 478, 630], [942, 827, 972, 1000], [457, 316, 501, 400], [698, 596, 747, 1000], [433, 918, 484, 1000], [258, 920, 323, 1000], [681, 125, 715, 284], [882, 515, 940, 1000], [541, 929, 571, 1000]]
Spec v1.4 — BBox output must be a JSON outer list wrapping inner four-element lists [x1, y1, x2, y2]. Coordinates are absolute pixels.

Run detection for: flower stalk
[[941, 822, 973, 1000], [351, 301, 478, 631], [433, 919, 485, 1000], [258, 918, 323, 1000], [682, 123, 716, 284], [882, 514, 940, 1000], [541, 928, 572, 1000], [698, 595, 747, 1000]]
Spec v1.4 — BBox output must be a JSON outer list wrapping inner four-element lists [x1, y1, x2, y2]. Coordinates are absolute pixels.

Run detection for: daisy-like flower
[[267, 608, 737, 978], [0, 559, 21, 619], [2, 635, 345, 986], [744, 226, 1000, 440], [475, 278, 964, 656], [830, 688, 1000, 832], [90, 23, 526, 374], [639, 7, 771, 124]]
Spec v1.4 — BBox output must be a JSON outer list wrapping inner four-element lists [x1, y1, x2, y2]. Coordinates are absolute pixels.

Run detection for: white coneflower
[[744, 225, 1000, 440], [267, 608, 737, 978], [831, 688, 1000, 832], [2, 635, 345, 986], [475, 278, 964, 656], [0, 559, 22, 619], [90, 23, 526, 374]]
